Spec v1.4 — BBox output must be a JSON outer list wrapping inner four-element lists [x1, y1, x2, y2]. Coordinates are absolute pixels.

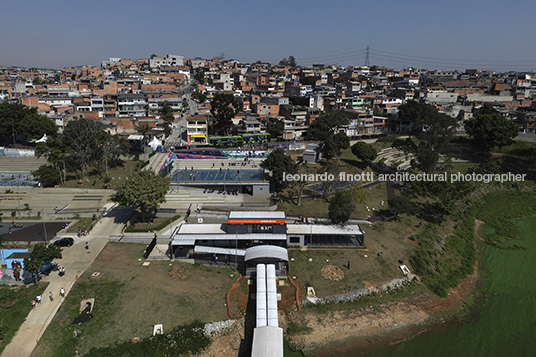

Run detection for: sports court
[[169, 169, 268, 182]]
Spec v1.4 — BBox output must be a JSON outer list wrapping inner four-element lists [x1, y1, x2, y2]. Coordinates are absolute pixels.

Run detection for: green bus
[[241, 133, 271, 144], [208, 136, 244, 147]]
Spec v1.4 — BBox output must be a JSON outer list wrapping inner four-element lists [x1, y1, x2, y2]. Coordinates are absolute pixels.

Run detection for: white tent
[[148, 136, 162, 150]]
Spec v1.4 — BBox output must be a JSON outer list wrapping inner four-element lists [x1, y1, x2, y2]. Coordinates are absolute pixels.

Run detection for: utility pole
[[17, 177, 21, 218], [42, 208, 48, 243]]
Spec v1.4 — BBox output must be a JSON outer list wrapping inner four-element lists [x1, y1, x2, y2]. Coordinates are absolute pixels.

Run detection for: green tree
[[191, 91, 206, 103], [279, 55, 297, 68], [261, 149, 297, 192], [287, 163, 313, 206], [351, 141, 377, 167], [194, 70, 205, 84], [0, 102, 57, 141], [163, 122, 172, 137], [23, 243, 62, 284], [321, 132, 350, 160], [160, 105, 174, 122], [62, 119, 106, 183], [310, 111, 349, 141], [388, 194, 415, 215], [266, 117, 283, 139], [160, 105, 172, 115], [310, 111, 350, 161], [328, 187, 356, 225], [35, 134, 68, 184], [96, 132, 128, 178], [111, 171, 169, 221], [319, 160, 342, 200], [347, 185, 367, 204], [396, 101, 457, 172], [210, 93, 240, 135], [136, 123, 151, 144], [288, 55, 297, 68], [464, 105, 518, 152], [407, 179, 474, 220], [32, 165, 60, 187]]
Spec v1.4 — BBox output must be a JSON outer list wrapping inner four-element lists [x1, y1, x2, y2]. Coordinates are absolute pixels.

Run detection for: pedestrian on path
[[49, 292, 54, 302], [36, 294, 42, 304], [60, 287, 65, 298], [347, 260, 351, 270], [31, 300, 36, 309], [85, 242, 89, 250]]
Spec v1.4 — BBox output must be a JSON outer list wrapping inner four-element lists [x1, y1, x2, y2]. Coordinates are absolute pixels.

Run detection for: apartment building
[[186, 115, 208, 145], [117, 94, 148, 117]]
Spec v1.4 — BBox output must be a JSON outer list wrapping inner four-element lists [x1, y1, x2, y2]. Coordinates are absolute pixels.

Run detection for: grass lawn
[[491, 139, 536, 155], [31, 243, 236, 357], [445, 162, 473, 174], [60, 160, 144, 190], [288, 215, 421, 298], [124, 214, 181, 233], [277, 182, 389, 219], [0, 283, 49, 354], [66, 218, 95, 234]]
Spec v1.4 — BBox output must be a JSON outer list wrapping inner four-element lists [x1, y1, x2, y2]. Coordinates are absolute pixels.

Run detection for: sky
[[1, 0, 536, 72]]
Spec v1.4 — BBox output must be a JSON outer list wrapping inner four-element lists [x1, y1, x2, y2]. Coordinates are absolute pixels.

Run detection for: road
[[516, 132, 536, 142], [164, 80, 200, 150], [0, 207, 132, 357], [0, 222, 70, 243]]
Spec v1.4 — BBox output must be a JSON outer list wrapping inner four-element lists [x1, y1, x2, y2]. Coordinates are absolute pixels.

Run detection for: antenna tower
[[364, 45, 370, 67]]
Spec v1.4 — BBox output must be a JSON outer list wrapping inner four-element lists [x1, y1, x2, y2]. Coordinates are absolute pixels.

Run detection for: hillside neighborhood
[[1, 55, 536, 144], [1, 54, 536, 357]]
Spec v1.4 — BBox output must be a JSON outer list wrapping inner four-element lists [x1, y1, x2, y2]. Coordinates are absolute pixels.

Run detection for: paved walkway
[[1, 208, 131, 357]]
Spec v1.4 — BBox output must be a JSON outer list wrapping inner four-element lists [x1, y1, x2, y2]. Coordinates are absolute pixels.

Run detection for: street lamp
[[235, 232, 238, 270], [42, 208, 48, 244], [17, 176, 21, 218]]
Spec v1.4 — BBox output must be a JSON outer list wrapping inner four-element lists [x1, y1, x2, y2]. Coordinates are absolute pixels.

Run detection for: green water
[[359, 218, 536, 357]]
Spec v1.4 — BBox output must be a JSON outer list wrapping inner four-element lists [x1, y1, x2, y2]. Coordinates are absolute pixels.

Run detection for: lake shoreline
[[295, 260, 482, 356], [296, 221, 487, 356]]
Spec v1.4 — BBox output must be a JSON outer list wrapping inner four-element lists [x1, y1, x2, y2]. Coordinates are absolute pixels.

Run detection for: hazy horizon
[[2, 0, 536, 72]]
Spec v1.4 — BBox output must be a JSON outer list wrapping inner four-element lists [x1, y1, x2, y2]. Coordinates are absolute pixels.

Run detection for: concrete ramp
[[251, 263, 283, 357]]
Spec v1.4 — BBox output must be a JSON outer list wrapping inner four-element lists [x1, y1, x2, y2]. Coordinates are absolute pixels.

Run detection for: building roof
[[177, 224, 226, 235], [171, 233, 287, 244], [127, 134, 144, 140], [244, 245, 288, 262], [194, 246, 245, 256], [228, 211, 286, 220], [286, 224, 363, 235], [251, 326, 284, 357]]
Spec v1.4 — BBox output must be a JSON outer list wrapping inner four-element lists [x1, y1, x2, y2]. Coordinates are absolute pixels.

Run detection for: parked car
[[52, 237, 74, 247]]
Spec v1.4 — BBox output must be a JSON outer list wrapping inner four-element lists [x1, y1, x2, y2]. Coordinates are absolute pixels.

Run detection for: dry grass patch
[[32, 243, 236, 357]]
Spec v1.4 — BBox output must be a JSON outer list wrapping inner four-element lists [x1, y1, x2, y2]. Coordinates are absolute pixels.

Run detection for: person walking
[[60, 287, 65, 298], [49, 292, 54, 302], [36, 294, 42, 304], [347, 260, 351, 270], [85, 242, 89, 250], [31, 300, 36, 309]]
